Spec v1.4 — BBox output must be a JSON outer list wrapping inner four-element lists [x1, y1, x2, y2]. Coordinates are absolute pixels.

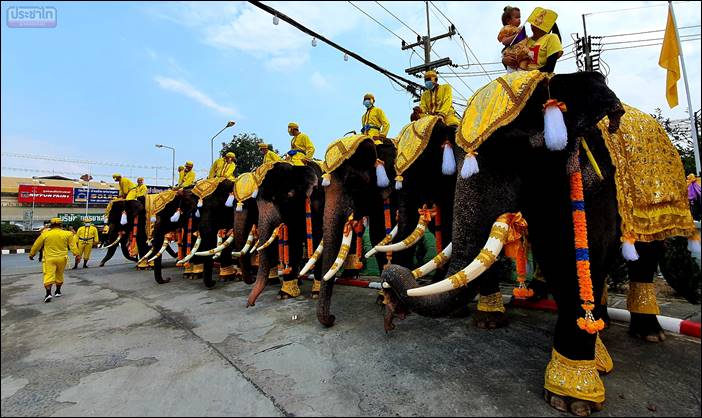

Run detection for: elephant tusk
[[105, 234, 123, 249], [407, 217, 509, 297], [411, 242, 453, 279], [374, 219, 427, 253], [170, 209, 181, 223], [298, 240, 324, 277], [177, 236, 202, 264], [137, 247, 155, 265], [232, 227, 256, 258], [382, 282, 391, 289], [194, 234, 234, 257], [148, 240, 171, 263], [255, 225, 281, 253], [212, 235, 224, 259], [365, 225, 398, 258], [120, 211, 128, 225], [323, 226, 354, 281]]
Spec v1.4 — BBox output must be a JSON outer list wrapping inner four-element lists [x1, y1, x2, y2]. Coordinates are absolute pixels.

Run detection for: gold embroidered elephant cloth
[[192, 178, 228, 200], [598, 104, 696, 242], [394, 115, 440, 177], [456, 70, 550, 154], [320, 134, 372, 175]]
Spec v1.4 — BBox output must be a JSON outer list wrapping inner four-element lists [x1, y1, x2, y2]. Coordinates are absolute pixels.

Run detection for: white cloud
[[310, 71, 330, 90], [154, 76, 239, 117]]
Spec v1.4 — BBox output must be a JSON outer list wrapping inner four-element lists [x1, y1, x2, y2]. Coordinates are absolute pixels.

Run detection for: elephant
[[246, 160, 324, 306], [381, 71, 634, 415], [99, 198, 149, 266], [145, 188, 199, 284], [316, 136, 398, 327]]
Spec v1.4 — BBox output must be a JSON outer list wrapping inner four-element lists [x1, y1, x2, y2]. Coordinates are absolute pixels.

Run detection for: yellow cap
[[112, 173, 121, 178], [137, 177, 144, 181], [50, 217, 62, 225], [288, 122, 299, 129], [185, 161, 194, 167], [363, 93, 375, 101], [527, 7, 558, 33], [225, 152, 236, 158], [258, 143, 269, 149], [178, 166, 184, 170], [424, 70, 438, 80]]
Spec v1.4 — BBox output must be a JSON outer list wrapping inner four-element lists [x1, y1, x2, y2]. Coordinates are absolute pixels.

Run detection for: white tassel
[[120, 211, 128, 225], [236, 202, 243, 212], [195, 209, 200, 218], [688, 238, 701, 257], [622, 241, 639, 261], [460, 154, 479, 179], [375, 161, 390, 188], [170, 209, 181, 223], [197, 199, 203, 208], [252, 188, 259, 198], [225, 194, 235, 207], [544, 104, 568, 151], [395, 180, 403, 190], [441, 143, 456, 175], [322, 177, 331, 187], [150, 216, 156, 223]]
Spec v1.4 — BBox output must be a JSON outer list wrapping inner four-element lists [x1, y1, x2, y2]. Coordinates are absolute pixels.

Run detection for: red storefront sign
[[17, 185, 74, 204]]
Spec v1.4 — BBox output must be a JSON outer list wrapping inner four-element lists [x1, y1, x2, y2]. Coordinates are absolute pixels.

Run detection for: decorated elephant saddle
[[234, 161, 293, 204], [597, 104, 696, 242], [394, 115, 440, 178], [192, 178, 228, 200], [320, 134, 372, 175], [456, 70, 550, 154]]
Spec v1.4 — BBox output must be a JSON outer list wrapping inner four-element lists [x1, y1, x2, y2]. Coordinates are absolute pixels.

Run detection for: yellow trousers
[[43, 257, 68, 286], [77, 241, 94, 260], [289, 153, 306, 166]]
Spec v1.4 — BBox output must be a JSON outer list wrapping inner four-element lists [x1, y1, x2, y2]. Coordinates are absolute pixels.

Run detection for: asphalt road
[[1, 252, 700, 417]]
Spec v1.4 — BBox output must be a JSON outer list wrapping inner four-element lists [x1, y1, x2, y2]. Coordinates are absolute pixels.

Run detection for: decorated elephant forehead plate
[[104, 198, 125, 218], [597, 103, 695, 242], [150, 189, 178, 216], [234, 172, 258, 202], [320, 134, 371, 174], [192, 178, 227, 200], [394, 115, 440, 176], [456, 70, 550, 154]]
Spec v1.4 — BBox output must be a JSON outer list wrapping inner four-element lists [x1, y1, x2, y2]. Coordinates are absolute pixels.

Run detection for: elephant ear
[[549, 72, 624, 138]]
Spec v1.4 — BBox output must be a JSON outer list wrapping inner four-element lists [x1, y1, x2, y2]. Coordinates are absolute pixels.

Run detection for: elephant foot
[[318, 314, 336, 328], [277, 280, 300, 300], [99, 262, 105, 267], [544, 389, 604, 416], [383, 291, 407, 333], [243, 275, 255, 285], [629, 313, 666, 343], [155, 277, 171, 284], [527, 279, 549, 302], [473, 311, 509, 329]]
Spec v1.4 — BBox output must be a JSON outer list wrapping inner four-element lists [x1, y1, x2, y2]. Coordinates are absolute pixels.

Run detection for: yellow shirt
[[289, 133, 315, 166], [179, 169, 196, 187], [208, 158, 236, 180], [30, 228, 79, 259], [526, 33, 563, 71], [134, 184, 148, 198], [264, 150, 282, 164], [361, 106, 390, 139], [177, 170, 184, 185], [419, 84, 460, 127], [76, 225, 99, 243], [118, 177, 136, 199]]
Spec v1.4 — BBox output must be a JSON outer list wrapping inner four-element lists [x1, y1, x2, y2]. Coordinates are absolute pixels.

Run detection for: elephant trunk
[[150, 232, 170, 284], [606, 103, 625, 133], [246, 201, 281, 306], [99, 230, 121, 266], [317, 180, 350, 327]]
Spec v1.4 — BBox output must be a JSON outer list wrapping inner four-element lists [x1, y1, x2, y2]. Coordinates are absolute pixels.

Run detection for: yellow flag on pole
[[658, 4, 680, 108]]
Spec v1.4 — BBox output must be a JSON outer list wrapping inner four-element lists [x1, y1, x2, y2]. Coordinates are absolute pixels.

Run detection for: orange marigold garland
[[570, 171, 605, 334], [383, 198, 393, 267]]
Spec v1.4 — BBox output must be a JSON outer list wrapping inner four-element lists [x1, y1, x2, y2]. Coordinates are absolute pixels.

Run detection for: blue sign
[[73, 188, 120, 204]]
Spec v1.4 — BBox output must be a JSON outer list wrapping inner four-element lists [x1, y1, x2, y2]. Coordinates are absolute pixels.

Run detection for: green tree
[[651, 108, 701, 176], [219, 133, 281, 174]]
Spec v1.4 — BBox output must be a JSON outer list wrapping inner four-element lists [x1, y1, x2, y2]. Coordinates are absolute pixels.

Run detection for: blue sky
[[2, 1, 700, 185]]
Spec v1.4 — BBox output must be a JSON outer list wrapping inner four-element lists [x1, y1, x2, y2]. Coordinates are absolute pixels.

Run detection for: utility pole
[[402, 1, 456, 76], [582, 14, 592, 72]]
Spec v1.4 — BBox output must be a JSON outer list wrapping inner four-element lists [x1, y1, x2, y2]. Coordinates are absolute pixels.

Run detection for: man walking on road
[[73, 220, 99, 269], [29, 218, 80, 303]]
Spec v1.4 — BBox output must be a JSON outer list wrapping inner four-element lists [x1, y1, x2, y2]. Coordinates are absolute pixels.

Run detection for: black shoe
[[44, 295, 52, 303], [54, 292, 62, 298]]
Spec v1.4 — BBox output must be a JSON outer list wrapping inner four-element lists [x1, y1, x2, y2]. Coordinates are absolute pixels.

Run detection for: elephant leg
[[473, 270, 509, 329], [527, 261, 550, 302], [627, 241, 666, 343], [279, 226, 303, 300], [217, 249, 236, 282], [203, 256, 215, 289]]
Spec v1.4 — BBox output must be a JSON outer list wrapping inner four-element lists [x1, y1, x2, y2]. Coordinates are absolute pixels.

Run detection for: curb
[[1, 248, 28, 255], [303, 276, 701, 339]]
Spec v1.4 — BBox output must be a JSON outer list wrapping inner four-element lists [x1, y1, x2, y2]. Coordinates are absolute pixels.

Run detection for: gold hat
[[185, 161, 194, 167], [288, 122, 299, 129], [225, 152, 236, 158], [178, 165, 184, 171], [112, 173, 121, 178], [363, 93, 375, 101], [258, 143, 269, 149], [137, 177, 144, 181], [527, 7, 558, 33], [424, 70, 438, 81], [50, 217, 62, 225]]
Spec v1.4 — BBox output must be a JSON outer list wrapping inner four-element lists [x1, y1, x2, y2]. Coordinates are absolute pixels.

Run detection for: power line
[[586, 1, 691, 16], [347, 1, 405, 43], [374, 1, 421, 37], [602, 36, 700, 52], [1, 152, 169, 170], [1, 166, 174, 182], [249, 1, 423, 98], [602, 32, 700, 46], [601, 24, 700, 38]]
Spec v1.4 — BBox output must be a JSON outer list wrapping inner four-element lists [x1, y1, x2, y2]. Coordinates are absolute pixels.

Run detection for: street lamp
[[29, 177, 44, 230], [155, 144, 176, 186], [211, 121, 236, 167]]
